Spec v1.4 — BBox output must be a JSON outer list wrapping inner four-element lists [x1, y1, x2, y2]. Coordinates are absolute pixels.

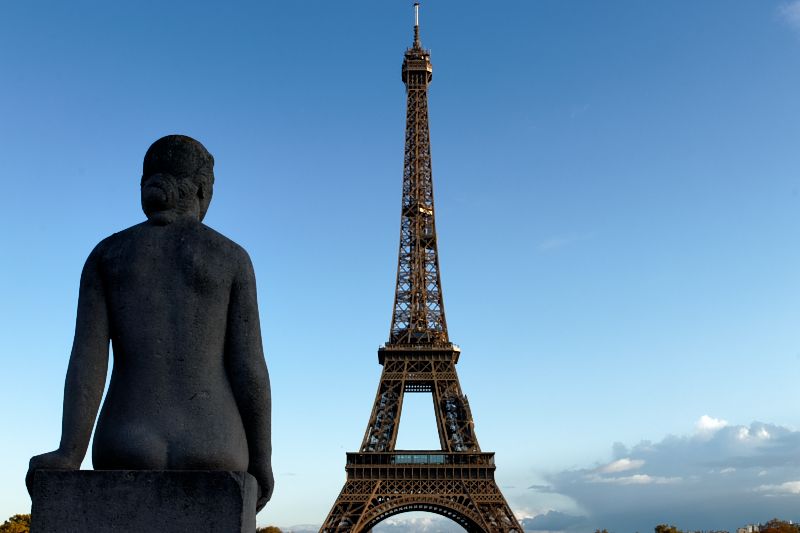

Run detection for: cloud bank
[[526, 417, 800, 532], [521, 511, 587, 532], [372, 514, 464, 532]]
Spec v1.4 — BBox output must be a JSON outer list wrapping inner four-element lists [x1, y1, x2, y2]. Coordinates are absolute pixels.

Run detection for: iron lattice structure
[[389, 8, 446, 347], [321, 6, 522, 533]]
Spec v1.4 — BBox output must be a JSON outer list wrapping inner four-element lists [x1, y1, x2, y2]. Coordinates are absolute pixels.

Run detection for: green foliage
[[0, 514, 31, 533], [594, 529, 610, 533], [256, 527, 282, 533], [655, 525, 682, 533]]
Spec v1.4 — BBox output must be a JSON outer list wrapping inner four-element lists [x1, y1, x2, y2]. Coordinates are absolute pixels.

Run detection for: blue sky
[[1, 1, 799, 531]]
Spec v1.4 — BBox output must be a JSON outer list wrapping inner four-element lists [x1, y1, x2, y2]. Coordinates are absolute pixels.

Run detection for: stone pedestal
[[31, 470, 258, 533]]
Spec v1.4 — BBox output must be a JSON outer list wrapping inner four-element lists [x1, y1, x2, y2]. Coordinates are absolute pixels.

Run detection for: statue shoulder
[[87, 223, 148, 263], [197, 224, 255, 271]]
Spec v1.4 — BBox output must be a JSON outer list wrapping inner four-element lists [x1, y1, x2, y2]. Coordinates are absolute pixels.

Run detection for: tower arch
[[363, 499, 484, 532]]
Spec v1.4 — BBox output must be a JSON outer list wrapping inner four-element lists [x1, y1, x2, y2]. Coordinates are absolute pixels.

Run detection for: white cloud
[[521, 511, 587, 532], [756, 480, 800, 495], [736, 426, 772, 441], [720, 467, 736, 474], [537, 232, 593, 251], [587, 473, 681, 485], [779, 1, 800, 31], [695, 415, 728, 436], [374, 515, 464, 532], [569, 104, 589, 119], [596, 457, 645, 474]]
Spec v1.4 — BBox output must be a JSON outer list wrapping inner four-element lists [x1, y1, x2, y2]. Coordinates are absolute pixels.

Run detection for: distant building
[[737, 524, 760, 533]]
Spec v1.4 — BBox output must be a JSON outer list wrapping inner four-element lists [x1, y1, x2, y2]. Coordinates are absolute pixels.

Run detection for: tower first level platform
[[323, 451, 519, 532]]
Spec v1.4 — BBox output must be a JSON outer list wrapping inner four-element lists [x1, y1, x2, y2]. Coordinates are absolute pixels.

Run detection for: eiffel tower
[[320, 5, 523, 532]]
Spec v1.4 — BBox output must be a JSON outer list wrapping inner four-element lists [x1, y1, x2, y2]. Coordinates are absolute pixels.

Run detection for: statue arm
[[27, 245, 110, 493], [225, 251, 273, 510]]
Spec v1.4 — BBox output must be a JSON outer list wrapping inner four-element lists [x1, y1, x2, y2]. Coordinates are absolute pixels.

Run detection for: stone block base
[[31, 470, 257, 533]]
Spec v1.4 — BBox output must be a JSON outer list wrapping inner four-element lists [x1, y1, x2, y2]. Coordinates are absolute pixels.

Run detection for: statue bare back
[[28, 135, 273, 511]]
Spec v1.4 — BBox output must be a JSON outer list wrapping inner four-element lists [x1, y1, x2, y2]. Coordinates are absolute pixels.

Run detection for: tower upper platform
[[402, 4, 433, 86]]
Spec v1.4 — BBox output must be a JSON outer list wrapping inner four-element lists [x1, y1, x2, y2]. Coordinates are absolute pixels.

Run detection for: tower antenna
[[414, 2, 420, 47]]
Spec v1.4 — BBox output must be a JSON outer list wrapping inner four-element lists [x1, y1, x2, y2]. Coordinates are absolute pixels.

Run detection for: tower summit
[[391, 1, 444, 346], [321, 6, 523, 532]]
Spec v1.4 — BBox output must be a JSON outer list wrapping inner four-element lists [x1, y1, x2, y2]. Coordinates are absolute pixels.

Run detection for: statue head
[[141, 135, 215, 223]]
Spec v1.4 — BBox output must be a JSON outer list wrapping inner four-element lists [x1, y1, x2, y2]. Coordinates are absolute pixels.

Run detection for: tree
[[594, 529, 610, 533], [256, 527, 282, 533], [0, 514, 31, 533], [655, 525, 682, 533], [760, 519, 800, 533]]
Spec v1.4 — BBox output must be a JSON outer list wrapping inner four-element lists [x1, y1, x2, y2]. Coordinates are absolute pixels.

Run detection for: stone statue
[[27, 135, 273, 512]]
